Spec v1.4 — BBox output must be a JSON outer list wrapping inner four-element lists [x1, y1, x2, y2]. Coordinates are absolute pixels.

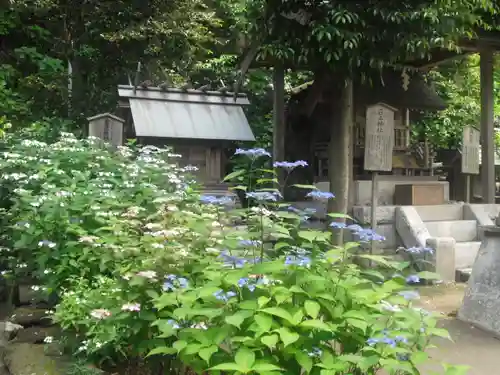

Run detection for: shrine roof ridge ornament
[[87, 112, 125, 123], [117, 85, 249, 107]]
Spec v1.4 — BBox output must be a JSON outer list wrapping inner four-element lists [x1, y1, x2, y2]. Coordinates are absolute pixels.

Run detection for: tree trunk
[[328, 78, 353, 243], [273, 65, 286, 190]]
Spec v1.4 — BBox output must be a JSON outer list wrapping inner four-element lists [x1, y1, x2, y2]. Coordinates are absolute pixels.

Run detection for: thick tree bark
[[328, 78, 353, 242], [273, 65, 286, 190]]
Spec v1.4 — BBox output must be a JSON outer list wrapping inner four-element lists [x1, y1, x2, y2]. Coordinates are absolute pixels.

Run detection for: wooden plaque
[[461, 126, 480, 175], [364, 103, 396, 172]]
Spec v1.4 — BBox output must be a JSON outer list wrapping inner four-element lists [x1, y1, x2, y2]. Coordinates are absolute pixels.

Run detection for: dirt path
[[416, 283, 500, 374]]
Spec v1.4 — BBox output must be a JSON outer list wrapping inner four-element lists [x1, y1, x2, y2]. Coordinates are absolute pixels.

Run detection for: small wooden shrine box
[[394, 183, 445, 205], [87, 113, 124, 146]]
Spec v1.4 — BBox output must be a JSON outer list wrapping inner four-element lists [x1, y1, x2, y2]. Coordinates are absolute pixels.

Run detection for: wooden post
[[462, 126, 480, 203], [363, 102, 396, 257], [273, 65, 286, 189], [328, 78, 353, 244], [465, 175, 471, 203], [480, 48, 495, 203], [370, 171, 378, 259]]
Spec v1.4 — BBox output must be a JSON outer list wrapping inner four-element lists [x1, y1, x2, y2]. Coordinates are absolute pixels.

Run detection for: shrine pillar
[[480, 48, 495, 203]]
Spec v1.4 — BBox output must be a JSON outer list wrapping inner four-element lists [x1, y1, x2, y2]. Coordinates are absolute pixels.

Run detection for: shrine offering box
[[394, 184, 445, 205]]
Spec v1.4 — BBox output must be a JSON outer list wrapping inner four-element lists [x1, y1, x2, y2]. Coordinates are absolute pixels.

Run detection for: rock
[[10, 307, 52, 327], [0, 321, 23, 342], [18, 285, 50, 306], [14, 326, 60, 344], [4, 343, 69, 375], [43, 342, 64, 357], [459, 225, 500, 336]]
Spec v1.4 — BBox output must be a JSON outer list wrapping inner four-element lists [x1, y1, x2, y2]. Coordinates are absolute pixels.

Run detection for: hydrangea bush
[[0, 135, 465, 374]]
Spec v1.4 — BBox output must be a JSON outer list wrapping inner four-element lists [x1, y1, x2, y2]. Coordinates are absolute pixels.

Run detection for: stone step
[[456, 268, 472, 283], [455, 241, 481, 269], [425, 220, 477, 242], [415, 204, 463, 222]]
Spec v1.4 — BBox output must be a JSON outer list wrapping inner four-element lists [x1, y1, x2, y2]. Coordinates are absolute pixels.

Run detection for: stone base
[[459, 226, 500, 336]]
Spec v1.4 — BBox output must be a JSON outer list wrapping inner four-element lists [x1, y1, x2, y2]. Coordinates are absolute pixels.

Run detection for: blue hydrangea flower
[[367, 331, 405, 348], [162, 275, 189, 291], [246, 191, 281, 202], [235, 148, 271, 158], [177, 277, 189, 288], [213, 290, 237, 302], [306, 347, 322, 357], [345, 225, 386, 242], [382, 337, 397, 347], [330, 222, 347, 229], [167, 319, 180, 329], [273, 160, 308, 171], [395, 335, 408, 344], [285, 255, 311, 267], [239, 240, 262, 247], [406, 246, 434, 255], [397, 353, 410, 361], [199, 195, 234, 205], [306, 190, 335, 200], [238, 277, 256, 292], [406, 275, 420, 284], [398, 290, 420, 300], [347, 224, 363, 231], [289, 246, 310, 256], [163, 281, 175, 291], [219, 251, 247, 268], [356, 228, 386, 242]]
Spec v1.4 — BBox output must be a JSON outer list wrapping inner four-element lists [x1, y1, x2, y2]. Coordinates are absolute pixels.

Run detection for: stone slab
[[415, 203, 463, 222], [426, 237, 456, 282], [463, 204, 500, 239], [459, 226, 500, 336], [10, 308, 52, 327], [395, 206, 430, 248], [351, 206, 396, 224], [455, 241, 481, 269], [15, 326, 60, 344], [425, 220, 477, 242]]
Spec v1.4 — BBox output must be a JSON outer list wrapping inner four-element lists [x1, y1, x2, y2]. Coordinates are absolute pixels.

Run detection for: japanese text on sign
[[103, 120, 111, 141], [461, 126, 480, 175], [364, 104, 395, 172]]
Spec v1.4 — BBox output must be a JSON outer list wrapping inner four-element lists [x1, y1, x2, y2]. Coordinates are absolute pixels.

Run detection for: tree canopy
[[1, 0, 500, 148], [243, 0, 499, 72]]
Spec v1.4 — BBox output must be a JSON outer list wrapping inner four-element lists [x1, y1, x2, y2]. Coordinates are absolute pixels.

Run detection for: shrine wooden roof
[[289, 70, 447, 111]]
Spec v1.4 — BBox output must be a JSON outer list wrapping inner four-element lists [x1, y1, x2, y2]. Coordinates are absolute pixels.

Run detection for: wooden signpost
[[461, 126, 480, 202], [87, 113, 125, 147], [364, 103, 396, 257]]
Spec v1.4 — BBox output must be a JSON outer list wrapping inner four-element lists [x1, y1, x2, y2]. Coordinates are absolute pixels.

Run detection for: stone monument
[[458, 224, 500, 337]]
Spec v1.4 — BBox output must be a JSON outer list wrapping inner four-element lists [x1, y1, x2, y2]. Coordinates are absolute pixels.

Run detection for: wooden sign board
[[461, 126, 480, 175], [88, 113, 124, 147], [364, 103, 396, 172]]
